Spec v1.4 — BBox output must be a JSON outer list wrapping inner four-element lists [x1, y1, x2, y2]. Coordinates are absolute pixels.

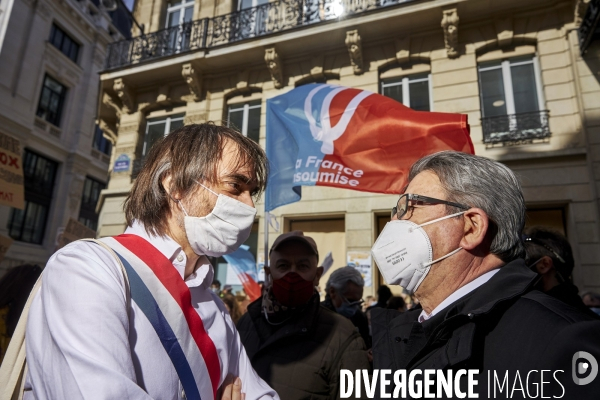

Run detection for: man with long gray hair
[[322, 266, 371, 348], [371, 151, 600, 398], [25, 123, 278, 400]]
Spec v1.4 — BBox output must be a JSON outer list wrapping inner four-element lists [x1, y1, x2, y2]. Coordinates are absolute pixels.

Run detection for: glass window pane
[[169, 118, 184, 133], [228, 108, 244, 132], [53, 28, 64, 49], [145, 122, 167, 156], [511, 62, 539, 114], [479, 68, 507, 117], [240, 0, 253, 9], [183, 5, 193, 22], [247, 105, 261, 143], [8, 206, 25, 240], [382, 78, 403, 104], [168, 10, 181, 27], [409, 79, 430, 111]]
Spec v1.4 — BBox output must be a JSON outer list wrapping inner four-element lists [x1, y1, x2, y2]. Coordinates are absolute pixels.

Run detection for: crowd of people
[[1, 123, 600, 400]]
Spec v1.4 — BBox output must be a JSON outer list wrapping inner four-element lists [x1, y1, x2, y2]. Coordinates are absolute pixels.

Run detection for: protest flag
[[265, 83, 474, 212], [222, 245, 262, 301]]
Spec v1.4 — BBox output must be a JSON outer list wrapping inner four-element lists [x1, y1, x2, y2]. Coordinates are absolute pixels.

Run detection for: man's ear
[[459, 208, 490, 251], [162, 174, 180, 200], [536, 256, 554, 275], [315, 266, 324, 284]]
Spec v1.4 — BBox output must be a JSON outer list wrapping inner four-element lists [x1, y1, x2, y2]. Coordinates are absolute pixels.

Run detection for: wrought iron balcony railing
[[105, 0, 415, 70], [481, 110, 550, 145]]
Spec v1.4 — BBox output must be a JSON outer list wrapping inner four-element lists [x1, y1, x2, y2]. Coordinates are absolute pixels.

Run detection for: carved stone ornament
[[575, 0, 591, 26], [235, 70, 253, 96], [495, 17, 513, 47], [395, 37, 410, 65], [102, 92, 122, 120], [113, 78, 135, 114], [264, 48, 283, 89], [441, 8, 459, 59], [181, 63, 202, 101], [345, 30, 364, 75], [310, 55, 325, 80]]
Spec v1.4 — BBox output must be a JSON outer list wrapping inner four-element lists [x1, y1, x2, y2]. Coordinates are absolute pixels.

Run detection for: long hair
[[124, 123, 268, 236]]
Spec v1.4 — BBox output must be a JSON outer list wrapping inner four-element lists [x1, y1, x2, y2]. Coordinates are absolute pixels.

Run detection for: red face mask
[[271, 272, 315, 308]]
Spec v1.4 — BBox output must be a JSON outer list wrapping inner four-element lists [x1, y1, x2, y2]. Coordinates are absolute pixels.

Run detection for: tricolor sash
[[100, 235, 221, 400]]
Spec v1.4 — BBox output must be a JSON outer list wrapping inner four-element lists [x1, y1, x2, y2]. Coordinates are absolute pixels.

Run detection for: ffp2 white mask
[[371, 211, 464, 294]]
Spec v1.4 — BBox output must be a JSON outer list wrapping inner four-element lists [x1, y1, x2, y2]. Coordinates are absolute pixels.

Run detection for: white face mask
[[371, 211, 465, 295], [179, 181, 256, 257]]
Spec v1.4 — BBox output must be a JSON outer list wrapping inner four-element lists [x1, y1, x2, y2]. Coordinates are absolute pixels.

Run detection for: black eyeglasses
[[391, 194, 470, 220], [523, 236, 566, 264]]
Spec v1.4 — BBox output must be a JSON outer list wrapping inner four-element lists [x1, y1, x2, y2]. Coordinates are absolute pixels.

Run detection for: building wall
[[0, 0, 123, 274], [97, 0, 600, 295]]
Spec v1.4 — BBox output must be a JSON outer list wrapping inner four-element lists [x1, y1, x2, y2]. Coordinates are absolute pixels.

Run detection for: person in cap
[[524, 226, 596, 316], [322, 266, 371, 348], [236, 231, 371, 400], [370, 151, 600, 398]]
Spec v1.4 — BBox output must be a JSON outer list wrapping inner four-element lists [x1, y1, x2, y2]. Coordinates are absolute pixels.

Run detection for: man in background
[[524, 227, 594, 315], [322, 266, 371, 348], [237, 231, 370, 399]]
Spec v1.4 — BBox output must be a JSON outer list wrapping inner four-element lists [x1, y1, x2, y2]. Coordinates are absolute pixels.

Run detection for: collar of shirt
[[124, 220, 214, 289], [418, 268, 500, 323]]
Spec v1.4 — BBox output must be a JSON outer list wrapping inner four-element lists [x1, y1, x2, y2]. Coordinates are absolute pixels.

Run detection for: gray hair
[[409, 151, 525, 262], [326, 266, 365, 294]]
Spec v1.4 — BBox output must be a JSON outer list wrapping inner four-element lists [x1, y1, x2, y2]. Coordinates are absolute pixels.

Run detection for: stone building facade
[[0, 0, 131, 274], [96, 0, 600, 295]]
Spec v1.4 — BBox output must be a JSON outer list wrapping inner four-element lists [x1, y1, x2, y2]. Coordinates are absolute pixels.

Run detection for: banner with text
[[265, 84, 474, 211], [0, 131, 24, 209]]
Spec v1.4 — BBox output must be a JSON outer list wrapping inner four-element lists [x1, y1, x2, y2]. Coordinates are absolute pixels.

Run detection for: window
[[381, 73, 432, 111], [478, 55, 548, 144], [78, 177, 106, 231], [478, 56, 544, 118], [93, 125, 113, 156], [36, 75, 67, 127], [143, 113, 185, 157], [166, 0, 194, 52], [8, 150, 58, 244], [227, 100, 261, 143], [49, 24, 80, 63]]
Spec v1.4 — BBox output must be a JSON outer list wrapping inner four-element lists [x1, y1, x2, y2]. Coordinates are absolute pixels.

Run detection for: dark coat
[[321, 297, 372, 349], [371, 259, 600, 399], [237, 295, 371, 400]]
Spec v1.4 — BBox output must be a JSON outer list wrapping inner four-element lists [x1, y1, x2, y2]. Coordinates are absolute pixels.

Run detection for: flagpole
[[264, 210, 269, 270]]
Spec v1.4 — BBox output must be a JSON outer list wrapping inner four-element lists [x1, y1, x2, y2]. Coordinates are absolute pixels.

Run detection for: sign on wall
[[113, 154, 131, 172], [0, 131, 24, 209], [347, 251, 372, 287]]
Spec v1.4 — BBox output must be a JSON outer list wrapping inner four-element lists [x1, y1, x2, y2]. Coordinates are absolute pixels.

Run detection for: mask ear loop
[[195, 180, 219, 197], [168, 192, 190, 217]]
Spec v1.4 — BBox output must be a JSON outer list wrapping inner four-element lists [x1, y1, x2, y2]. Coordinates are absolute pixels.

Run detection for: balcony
[[481, 110, 550, 146], [105, 0, 416, 70]]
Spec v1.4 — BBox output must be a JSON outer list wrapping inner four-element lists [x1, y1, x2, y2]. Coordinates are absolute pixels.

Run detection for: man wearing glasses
[[322, 266, 371, 349], [370, 151, 600, 398]]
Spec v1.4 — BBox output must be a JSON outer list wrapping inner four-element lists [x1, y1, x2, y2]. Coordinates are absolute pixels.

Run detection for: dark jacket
[[321, 296, 372, 349], [237, 295, 371, 400], [371, 259, 600, 399]]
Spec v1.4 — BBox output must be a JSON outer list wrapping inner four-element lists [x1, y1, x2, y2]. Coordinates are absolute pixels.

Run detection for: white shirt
[[418, 269, 500, 323], [25, 222, 279, 400]]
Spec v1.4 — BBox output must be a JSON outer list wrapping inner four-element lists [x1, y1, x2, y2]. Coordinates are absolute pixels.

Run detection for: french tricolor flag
[[265, 84, 474, 212]]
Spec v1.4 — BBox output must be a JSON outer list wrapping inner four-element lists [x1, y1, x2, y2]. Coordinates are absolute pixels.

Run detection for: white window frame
[[166, 0, 194, 27], [227, 101, 261, 137], [143, 114, 185, 155], [238, 0, 268, 10], [478, 56, 545, 117], [380, 73, 433, 111]]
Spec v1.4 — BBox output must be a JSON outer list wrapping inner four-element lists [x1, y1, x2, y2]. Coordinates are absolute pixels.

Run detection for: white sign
[[347, 251, 372, 286]]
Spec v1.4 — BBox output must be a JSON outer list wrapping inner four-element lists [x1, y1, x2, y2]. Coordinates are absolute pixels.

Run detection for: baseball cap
[[269, 231, 319, 262]]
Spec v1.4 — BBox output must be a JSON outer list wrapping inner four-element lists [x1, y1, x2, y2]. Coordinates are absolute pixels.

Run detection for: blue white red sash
[[101, 235, 221, 400]]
